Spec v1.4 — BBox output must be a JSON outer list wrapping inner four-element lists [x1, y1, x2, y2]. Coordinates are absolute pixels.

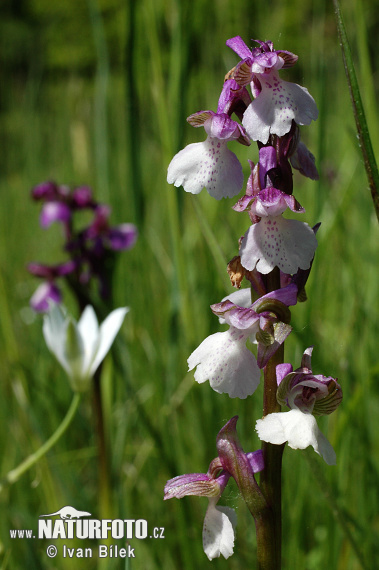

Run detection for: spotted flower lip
[[239, 188, 318, 275], [167, 109, 248, 199], [167, 80, 251, 200], [187, 284, 298, 398]]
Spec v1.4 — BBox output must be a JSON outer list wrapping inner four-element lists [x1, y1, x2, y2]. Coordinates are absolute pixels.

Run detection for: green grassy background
[[1, 0, 379, 568]]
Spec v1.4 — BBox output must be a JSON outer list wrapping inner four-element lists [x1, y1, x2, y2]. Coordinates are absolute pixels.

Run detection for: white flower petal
[[78, 306, 100, 375], [188, 329, 261, 399], [89, 307, 129, 376], [167, 138, 243, 199], [240, 216, 317, 274], [243, 73, 318, 144], [43, 304, 71, 376], [256, 409, 336, 465], [203, 499, 237, 561]]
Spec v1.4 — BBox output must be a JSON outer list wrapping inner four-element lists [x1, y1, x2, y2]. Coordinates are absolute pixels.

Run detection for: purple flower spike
[[40, 202, 71, 228], [30, 282, 62, 312]]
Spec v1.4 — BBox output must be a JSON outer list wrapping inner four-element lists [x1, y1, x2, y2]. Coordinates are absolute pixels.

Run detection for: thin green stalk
[[92, 366, 112, 520], [0, 393, 82, 491]]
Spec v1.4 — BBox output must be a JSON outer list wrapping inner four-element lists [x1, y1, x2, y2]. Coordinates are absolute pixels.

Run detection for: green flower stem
[[0, 393, 81, 491], [258, 266, 285, 569], [92, 366, 112, 520]]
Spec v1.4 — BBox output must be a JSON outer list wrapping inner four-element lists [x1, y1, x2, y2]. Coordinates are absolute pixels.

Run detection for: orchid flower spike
[[167, 80, 250, 200], [226, 36, 318, 144], [187, 283, 298, 398], [256, 347, 342, 464], [43, 304, 128, 392]]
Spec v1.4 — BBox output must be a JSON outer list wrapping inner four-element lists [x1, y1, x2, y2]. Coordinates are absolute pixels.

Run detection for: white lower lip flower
[[43, 304, 128, 392], [239, 187, 318, 275], [255, 347, 342, 465], [188, 284, 298, 399]]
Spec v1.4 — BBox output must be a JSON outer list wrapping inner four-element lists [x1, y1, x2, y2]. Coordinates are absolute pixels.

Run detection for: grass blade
[[333, 0, 379, 222]]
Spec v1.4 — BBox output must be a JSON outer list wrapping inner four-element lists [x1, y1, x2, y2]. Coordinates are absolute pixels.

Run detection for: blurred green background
[[1, 0, 379, 568]]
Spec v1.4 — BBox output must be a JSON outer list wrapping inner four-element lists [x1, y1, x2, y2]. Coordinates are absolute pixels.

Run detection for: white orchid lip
[[256, 409, 337, 465], [43, 304, 128, 392]]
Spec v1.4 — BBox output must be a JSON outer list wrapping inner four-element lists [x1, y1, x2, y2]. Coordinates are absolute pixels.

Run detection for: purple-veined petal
[[276, 362, 293, 385], [167, 139, 243, 199], [203, 499, 237, 561], [188, 329, 261, 399], [249, 188, 304, 219], [217, 289, 253, 324], [203, 114, 241, 140], [258, 146, 277, 189], [256, 409, 336, 465], [226, 36, 252, 59], [164, 473, 222, 499], [240, 216, 318, 274], [242, 72, 318, 144], [252, 282, 299, 310], [211, 301, 260, 331], [251, 51, 283, 73], [187, 110, 215, 127]]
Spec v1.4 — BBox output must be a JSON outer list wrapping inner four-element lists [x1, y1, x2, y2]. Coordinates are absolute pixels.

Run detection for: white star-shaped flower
[[43, 304, 128, 392]]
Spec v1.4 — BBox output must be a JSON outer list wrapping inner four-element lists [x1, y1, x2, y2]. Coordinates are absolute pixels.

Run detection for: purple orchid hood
[[276, 347, 343, 416]]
